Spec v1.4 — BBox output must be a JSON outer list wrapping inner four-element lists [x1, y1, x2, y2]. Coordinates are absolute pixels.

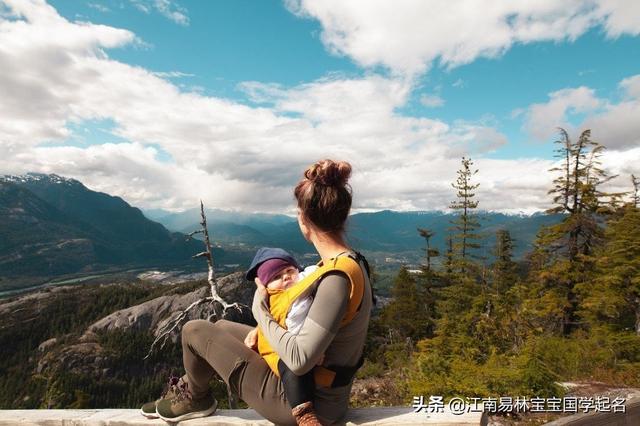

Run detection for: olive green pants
[[181, 319, 297, 425]]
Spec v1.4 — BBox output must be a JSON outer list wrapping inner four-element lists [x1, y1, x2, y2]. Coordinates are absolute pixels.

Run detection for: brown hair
[[294, 159, 352, 233]]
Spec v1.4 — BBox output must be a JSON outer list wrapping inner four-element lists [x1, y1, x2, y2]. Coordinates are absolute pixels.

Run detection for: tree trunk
[[635, 297, 640, 336]]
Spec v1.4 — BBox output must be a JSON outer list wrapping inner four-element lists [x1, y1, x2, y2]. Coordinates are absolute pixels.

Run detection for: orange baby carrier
[[257, 253, 367, 388]]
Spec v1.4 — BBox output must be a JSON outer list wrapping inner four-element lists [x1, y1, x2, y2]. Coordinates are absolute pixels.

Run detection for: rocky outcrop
[[87, 272, 255, 340], [37, 342, 105, 375]]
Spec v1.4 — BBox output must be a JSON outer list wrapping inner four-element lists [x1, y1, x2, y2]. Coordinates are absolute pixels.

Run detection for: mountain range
[[149, 207, 561, 263], [0, 174, 234, 291], [1, 173, 562, 291]]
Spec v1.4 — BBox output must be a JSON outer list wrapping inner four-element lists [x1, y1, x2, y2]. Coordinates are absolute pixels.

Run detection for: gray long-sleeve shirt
[[252, 257, 373, 422]]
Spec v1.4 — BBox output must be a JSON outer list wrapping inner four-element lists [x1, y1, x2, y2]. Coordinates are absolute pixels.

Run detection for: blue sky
[[1, 0, 639, 213]]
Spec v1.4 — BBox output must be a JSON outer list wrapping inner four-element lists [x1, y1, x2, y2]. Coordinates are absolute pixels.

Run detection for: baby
[[244, 247, 321, 426]]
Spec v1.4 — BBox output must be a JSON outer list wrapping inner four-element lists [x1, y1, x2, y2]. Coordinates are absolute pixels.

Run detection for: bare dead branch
[[145, 297, 213, 356], [185, 229, 204, 240], [145, 200, 246, 361]]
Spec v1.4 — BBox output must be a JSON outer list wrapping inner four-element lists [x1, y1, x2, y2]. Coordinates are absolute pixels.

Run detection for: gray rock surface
[[87, 272, 255, 340]]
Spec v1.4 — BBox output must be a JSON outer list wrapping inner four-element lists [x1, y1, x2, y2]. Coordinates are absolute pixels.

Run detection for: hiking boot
[[139, 375, 182, 419], [155, 379, 217, 423], [292, 401, 322, 426]]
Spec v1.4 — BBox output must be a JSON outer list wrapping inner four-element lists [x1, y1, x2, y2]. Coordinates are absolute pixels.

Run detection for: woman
[[142, 159, 373, 425]]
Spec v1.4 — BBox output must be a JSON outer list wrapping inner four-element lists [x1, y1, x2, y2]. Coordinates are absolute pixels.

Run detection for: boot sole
[[157, 399, 217, 423], [139, 408, 159, 419]]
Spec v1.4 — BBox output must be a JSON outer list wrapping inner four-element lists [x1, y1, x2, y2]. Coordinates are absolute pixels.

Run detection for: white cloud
[[586, 104, 640, 151], [0, 0, 637, 215], [130, 0, 189, 25], [152, 70, 195, 78], [523, 87, 601, 140], [597, 0, 640, 37], [88, 3, 109, 13], [286, 0, 640, 77], [522, 75, 640, 150], [420, 94, 444, 108], [452, 78, 466, 88], [619, 74, 640, 99]]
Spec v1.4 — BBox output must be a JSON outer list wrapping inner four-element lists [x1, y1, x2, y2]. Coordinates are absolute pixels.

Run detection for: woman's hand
[[252, 277, 270, 320], [254, 277, 266, 292], [244, 327, 259, 350]]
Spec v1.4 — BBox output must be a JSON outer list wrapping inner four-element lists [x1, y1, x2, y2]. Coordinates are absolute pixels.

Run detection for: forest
[[366, 128, 640, 407]]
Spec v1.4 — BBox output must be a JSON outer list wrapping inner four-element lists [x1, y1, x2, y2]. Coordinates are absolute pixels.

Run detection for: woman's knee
[[182, 319, 215, 344], [182, 319, 235, 344]]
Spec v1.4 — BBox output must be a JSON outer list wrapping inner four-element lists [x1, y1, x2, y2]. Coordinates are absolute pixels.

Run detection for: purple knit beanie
[[256, 258, 294, 285]]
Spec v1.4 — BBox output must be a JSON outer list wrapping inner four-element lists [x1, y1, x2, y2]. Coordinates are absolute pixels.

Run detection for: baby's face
[[266, 266, 299, 290]]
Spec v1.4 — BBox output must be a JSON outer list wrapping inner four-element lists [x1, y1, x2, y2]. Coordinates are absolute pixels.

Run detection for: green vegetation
[[0, 280, 234, 409], [368, 129, 640, 404]]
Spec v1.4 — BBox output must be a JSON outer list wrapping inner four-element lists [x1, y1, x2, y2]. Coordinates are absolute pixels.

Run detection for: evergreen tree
[[527, 128, 615, 335], [444, 234, 454, 275], [417, 228, 439, 271], [492, 229, 518, 297], [449, 157, 482, 273], [632, 174, 639, 208], [578, 205, 640, 334], [546, 129, 614, 260], [380, 266, 431, 341], [417, 228, 440, 338], [484, 229, 524, 352]]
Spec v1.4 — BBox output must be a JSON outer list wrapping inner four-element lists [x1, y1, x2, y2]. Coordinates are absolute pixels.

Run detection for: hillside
[[0, 174, 239, 291], [0, 273, 254, 409]]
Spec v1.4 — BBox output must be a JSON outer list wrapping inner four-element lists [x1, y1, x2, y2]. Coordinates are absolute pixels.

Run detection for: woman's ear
[[297, 210, 312, 242]]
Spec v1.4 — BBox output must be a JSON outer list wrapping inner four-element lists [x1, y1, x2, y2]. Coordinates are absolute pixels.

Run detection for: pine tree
[[486, 229, 525, 351], [449, 157, 482, 274], [417, 228, 440, 338], [527, 128, 616, 335], [380, 266, 432, 341], [417, 227, 439, 271], [632, 174, 639, 208], [444, 234, 454, 275], [578, 205, 640, 334], [546, 129, 614, 260], [492, 229, 518, 296]]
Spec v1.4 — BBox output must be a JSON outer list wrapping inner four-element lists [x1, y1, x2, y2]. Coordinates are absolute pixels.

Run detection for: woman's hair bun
[[304, 159, 351, 187]]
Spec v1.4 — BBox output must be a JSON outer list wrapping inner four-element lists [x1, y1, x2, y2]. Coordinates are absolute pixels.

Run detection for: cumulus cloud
[[522, 75, 640, 150], [285, 0, 640, 77], [524, 87, 602, 140], [0, 0, 637, 215], [586, 78, 640, 150]]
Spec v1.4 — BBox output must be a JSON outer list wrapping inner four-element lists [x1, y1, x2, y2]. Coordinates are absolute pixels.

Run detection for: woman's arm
[[252, 272, 349, 375]]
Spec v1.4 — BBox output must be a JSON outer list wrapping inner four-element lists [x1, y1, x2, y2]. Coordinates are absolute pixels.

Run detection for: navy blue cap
[[245, 247, 302, 281]]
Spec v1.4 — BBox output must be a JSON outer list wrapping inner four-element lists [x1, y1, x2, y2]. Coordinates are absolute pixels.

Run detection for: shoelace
[[172, 378, 193, 402], [161, 375, 180, 399], [161, 375, 193, 402]]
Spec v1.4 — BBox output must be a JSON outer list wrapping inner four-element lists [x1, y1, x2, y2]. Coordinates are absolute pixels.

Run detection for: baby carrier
[[257, 252, 371, 388]]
